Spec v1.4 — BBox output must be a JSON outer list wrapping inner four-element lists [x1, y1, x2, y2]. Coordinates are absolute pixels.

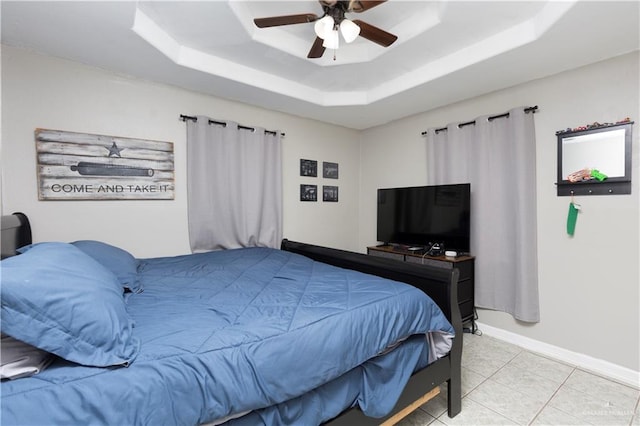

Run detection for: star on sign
[[106, 141, 124, 157]]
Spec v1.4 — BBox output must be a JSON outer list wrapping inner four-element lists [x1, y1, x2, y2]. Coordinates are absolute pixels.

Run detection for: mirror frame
[[556, 122, 633, 196]]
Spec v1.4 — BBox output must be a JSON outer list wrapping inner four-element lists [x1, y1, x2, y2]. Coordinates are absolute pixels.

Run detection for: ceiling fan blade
[[307, 37, 326, 58], [348, 0, 387, 13], [254, 13, 318, 28], [351, 19, 397, 47]]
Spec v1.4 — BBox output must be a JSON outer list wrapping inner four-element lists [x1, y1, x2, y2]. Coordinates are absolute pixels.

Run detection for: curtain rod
[[420, 105, 538, 136], [180, 114, 285, 137]]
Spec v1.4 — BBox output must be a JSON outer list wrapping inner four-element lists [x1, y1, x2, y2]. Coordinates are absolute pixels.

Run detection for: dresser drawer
[[404, 255, 451, 269], [459, 300, 474, 321], [367, 249, 404, 261], [458, 279, 473, 302], [455, 261, 473, 281]]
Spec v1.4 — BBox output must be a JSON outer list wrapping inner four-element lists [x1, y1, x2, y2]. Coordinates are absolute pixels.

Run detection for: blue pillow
[[1, 242, 140, 367], [71, 240, 142, 293]]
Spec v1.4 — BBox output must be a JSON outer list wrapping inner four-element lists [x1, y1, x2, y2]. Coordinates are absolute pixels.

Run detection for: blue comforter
[[2, 247, 453, 425]]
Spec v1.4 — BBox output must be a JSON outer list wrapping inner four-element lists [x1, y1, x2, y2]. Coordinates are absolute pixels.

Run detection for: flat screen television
[[377, 183, 471, 252]]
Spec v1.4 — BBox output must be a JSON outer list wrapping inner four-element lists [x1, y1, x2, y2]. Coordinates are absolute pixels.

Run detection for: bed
[[0, 212, 462, 425]]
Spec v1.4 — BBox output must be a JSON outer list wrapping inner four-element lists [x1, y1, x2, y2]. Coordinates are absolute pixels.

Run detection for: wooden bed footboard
[[280, 239, 462, 423]]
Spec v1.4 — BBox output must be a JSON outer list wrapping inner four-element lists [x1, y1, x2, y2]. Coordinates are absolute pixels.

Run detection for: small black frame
[[323, 185, 338, 202], [300, 184, 317, 201], [300, 159, 317, 177], [322, 161, 339, 179]]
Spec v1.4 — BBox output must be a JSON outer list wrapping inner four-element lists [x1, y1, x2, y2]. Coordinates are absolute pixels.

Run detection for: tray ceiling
[[2, 1, 638, 129]]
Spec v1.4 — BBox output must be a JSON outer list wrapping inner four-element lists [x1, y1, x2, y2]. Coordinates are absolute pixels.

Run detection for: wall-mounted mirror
[[556, 121, 633, 196]]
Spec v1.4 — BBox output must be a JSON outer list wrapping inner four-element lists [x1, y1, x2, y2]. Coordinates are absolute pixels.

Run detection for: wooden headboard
[[1, 212, 32, 259]]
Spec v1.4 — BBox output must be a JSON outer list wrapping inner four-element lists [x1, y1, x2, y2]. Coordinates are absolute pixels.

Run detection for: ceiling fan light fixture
[[322, 28, 340, 49], [340, 18, 360, 43], [314, 15, 334, 39], [254, 0, 395, 59]]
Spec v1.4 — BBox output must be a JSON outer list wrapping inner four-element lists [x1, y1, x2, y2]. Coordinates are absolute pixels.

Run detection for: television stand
[[367, 245, 476, 332]]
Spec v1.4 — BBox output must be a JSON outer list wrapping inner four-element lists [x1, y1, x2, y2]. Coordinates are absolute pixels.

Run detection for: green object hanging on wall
[[567, 202, 580, 236]]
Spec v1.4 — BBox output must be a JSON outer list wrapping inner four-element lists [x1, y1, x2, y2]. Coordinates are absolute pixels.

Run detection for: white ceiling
[[2, 1, 638, 130]]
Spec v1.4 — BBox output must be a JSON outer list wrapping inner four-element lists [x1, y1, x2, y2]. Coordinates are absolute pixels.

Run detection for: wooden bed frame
[[0, 214, 462, 424], [281, 239, 462, 424]]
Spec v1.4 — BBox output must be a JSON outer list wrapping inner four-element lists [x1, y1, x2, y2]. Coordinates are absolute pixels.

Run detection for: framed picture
[[323, 185, 338, 202], [323, 161, 338, 179], [300, 184, 317, 201], [300, 159, 317, 177]]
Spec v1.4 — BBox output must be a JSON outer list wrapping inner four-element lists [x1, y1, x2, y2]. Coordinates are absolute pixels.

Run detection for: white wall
[[358, 52, 640, 374], [1, 46, 361, 257]]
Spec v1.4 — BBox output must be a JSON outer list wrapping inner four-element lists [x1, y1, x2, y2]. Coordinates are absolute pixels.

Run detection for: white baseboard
[[475, 321, 640, 389]]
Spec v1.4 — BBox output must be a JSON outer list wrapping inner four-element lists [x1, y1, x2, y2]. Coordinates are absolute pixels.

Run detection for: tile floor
[[398, 332, 640, 425]]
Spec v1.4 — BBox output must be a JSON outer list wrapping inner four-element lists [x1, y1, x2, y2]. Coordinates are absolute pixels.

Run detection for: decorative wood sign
[[35, 129, 175, 200]]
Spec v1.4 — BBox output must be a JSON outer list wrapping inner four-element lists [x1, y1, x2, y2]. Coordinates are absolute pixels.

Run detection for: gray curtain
[[186, 116, 282, 251], [426, 107, 539, 322]]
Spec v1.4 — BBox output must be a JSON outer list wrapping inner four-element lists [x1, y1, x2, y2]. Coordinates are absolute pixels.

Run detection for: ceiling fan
[[253, 0, 398, 59]]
